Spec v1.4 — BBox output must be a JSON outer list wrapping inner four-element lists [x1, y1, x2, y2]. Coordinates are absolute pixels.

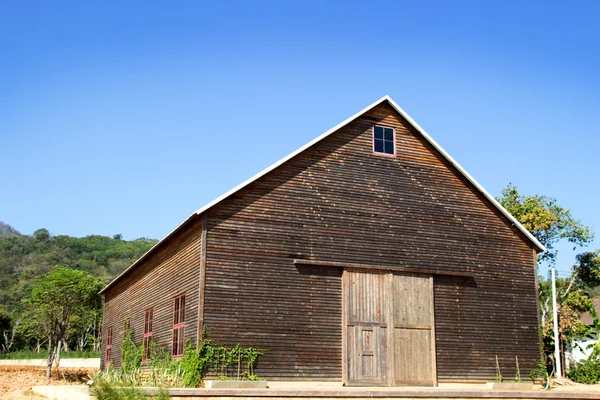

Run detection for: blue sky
[[1, 1, 598, 277]]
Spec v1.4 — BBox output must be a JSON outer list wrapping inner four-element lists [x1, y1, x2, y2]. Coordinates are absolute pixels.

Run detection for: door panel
[[393, 274, 431, 327], [391, 274, 436, 385], [393, 327, 433, 385], [345, 270, 388, 385], [347, 271, 387, 324]]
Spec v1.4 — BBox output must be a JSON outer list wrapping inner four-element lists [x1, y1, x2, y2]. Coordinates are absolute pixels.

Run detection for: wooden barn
[[100, 96, 545, 386]]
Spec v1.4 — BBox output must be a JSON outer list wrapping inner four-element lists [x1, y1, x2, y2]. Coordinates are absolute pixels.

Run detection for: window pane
[[384, 141, 394, 154], [384, 128, 394, 141], [172, 330, 178, 354], [374, 126, 383, 139], [374, 139, 384, 153], [174, 300, 179, 325], [179, 327, 185, 355], [180, 296, 185, 323]]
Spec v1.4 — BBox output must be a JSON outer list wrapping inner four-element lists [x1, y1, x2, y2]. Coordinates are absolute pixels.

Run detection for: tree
[[498, 184, 596, 374], [24, 266, 103, 379], [0, 306, 13, 352], [539, 276, 593, 369], [497, 183, 593, 265], [33, 228, 50, 242], [574, 250, 600, 289]]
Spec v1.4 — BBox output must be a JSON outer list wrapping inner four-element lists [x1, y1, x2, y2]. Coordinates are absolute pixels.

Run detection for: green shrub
[[567, 356, 600, 384], [121, 331, 142, 374], [94, 330, 266, 389], [91, 379, 169, 400]]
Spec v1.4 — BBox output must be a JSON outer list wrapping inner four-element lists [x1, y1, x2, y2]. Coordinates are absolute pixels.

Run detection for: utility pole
[[552, 267, 562, 378]]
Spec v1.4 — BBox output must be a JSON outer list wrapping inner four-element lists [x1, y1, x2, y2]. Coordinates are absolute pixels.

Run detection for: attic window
[[373, 125, 395, 156]]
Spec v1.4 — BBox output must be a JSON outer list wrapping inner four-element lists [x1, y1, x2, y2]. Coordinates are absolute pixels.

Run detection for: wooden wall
[[101, 217, 202, 369], [202, 101, 539, 381]]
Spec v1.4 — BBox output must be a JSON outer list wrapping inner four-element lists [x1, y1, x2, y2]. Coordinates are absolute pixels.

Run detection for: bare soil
[[0, 366, 96, 400]]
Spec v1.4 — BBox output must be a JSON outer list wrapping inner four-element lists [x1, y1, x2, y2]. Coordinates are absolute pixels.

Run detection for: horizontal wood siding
[[101, 218, 202, 369], [202, 101, 538, 381]]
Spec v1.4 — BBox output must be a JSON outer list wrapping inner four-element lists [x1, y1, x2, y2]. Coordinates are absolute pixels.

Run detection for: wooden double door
[[344, 270, 437, 386]]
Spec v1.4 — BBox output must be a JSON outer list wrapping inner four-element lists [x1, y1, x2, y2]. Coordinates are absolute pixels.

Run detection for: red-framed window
[[105, 326, 113, 368], [373, 125, 396, 156], [171, 294, 186, 358], [143, 308, 153, 362]]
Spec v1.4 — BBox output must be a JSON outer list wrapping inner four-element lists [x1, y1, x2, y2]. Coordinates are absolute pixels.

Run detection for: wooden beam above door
[[293, 259, 472, 278]]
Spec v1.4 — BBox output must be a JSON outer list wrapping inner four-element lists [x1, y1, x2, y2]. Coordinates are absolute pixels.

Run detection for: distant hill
[[0, 228, 158, 310], [0, 222, 21, 237]]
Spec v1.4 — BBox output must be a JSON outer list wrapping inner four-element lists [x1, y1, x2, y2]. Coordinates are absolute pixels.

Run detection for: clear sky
[[1, 1, 598, 277]]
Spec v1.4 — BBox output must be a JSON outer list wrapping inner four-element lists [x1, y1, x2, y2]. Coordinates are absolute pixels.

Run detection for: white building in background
[[565, 298, 600, 370]]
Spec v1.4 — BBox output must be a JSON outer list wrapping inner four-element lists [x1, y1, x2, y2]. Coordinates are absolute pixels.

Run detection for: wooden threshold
[[293, 259, 473, 278]]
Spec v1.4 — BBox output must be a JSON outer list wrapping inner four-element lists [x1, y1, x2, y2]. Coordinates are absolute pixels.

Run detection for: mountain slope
[[0, 228, 158, 310], [0, 222, 21, 237]]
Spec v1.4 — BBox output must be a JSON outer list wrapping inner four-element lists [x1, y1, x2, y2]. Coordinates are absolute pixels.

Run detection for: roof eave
[[99, 213, 200, 294]]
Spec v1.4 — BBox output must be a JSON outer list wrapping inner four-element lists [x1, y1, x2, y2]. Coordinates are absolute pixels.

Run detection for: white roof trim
[[101, 96, 545, 293]]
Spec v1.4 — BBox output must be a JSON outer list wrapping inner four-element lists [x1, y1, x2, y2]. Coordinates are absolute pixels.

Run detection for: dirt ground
[[0, 366, 96, 400]]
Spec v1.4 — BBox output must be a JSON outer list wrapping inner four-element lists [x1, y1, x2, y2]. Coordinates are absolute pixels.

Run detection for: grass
[[0, 350, 100, 360]]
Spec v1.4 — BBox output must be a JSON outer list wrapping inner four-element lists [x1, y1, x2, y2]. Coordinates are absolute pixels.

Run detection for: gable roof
[[100, 95, 546, 294]]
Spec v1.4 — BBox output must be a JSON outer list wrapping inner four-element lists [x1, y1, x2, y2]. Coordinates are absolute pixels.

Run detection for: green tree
[[0, 306, 13, 352], [498, 184, 596, 374], [23, 266, 103, 379], [574, 250, 600, 289], [0, 225, 156, 354], [497, 183, 593, 265]]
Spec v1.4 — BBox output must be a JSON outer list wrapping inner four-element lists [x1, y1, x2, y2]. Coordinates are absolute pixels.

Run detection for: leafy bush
[[121, 331, 142, 374], [567, 356, 600, 384], [529, 360, 549, 385], [94, 330, 266, 389], [91, 379, 170, 400]]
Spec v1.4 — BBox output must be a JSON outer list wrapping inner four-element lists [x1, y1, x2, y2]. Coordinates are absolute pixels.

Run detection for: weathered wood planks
[[102, 100, 539, 383]]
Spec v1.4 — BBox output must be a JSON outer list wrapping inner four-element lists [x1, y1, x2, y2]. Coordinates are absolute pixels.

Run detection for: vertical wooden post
[[196, 214, 208, 348]]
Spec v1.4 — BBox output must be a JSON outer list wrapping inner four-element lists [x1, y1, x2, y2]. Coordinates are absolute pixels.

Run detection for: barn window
[[172, 294, 186, 358], [105, 326, 113, 368], [143, 308, 153, 362], [373, 125, 395, 156]]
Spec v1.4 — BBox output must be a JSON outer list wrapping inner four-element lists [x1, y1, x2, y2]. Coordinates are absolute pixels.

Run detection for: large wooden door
[[345, 270, 389, 385], [391, 273, 436, 385], [344, 270, 436, 386]]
